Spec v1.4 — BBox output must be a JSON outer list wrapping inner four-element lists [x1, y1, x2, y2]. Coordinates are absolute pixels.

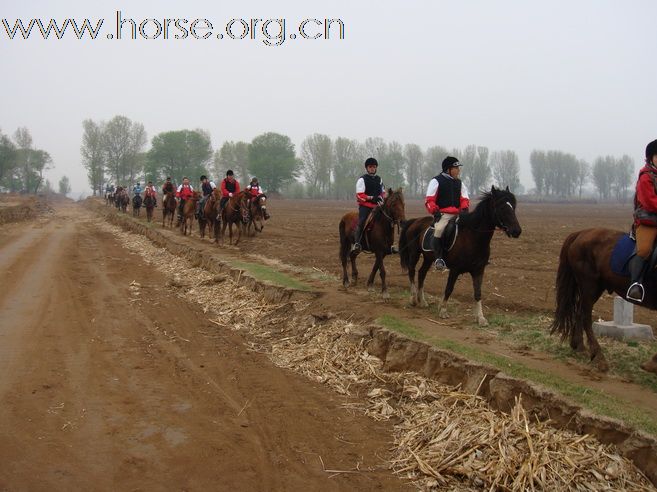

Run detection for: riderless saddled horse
[[399, 186, 521, 325], [339, 188, 405, 299], [552, 228, 657, 374]]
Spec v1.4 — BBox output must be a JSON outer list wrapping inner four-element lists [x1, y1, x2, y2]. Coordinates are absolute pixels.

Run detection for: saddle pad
[[610, 234, 635, 277]]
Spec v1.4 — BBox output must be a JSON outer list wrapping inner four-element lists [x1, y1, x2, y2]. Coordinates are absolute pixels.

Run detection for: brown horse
[[339, 188, 405, 299], [132, 194, 142, 217], [551, 228, 657, 374], [115, 187, 129, 213], [246, 193, 269, 236], [398, 186, 522, 326], [143, 194, 156, 222], [162, 192, 177, 228], [199, 189, 222, 242], [221, 190, 250, 245], [180, 192, 200, 236]]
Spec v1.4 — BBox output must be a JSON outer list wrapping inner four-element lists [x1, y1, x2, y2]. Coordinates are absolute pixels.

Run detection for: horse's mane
[[372, 188, 403, 221], [458, 189, 515, 229]]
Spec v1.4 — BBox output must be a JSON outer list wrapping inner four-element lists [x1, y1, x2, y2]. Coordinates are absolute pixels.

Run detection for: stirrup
[[434, 258, 446, 271], [351, 242, 362, 253], [390, 245, 399, 254], [626, 282, 645, 303]]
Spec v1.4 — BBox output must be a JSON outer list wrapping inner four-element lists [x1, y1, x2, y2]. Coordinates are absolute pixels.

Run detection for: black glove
[[376, 196, 384, 205], [433, 212, 442, 222]]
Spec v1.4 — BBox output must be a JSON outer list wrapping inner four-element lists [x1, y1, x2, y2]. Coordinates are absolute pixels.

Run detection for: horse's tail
[[339, 216, 348, 261], [399, 218, 418, 273], [550, 231, 581, 341]]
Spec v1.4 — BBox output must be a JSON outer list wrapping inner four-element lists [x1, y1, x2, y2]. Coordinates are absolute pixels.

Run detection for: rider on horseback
[[133, 182, 143, 197], [144, 181, 157, 206], [352, 157, 386, 253], [220, 170, 240, 211], [196, 175, 216, 219], [162, 176, 175, 196], [425, 156, 470, 271], [246, 177, 270, 220], [176, 177, 194, 223], [627, 139, 657, 302]]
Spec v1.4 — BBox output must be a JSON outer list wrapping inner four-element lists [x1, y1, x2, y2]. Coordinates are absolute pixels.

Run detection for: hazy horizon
[[2, 0, 656, 193]]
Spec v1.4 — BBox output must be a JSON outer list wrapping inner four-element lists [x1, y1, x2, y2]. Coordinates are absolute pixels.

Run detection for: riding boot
[[626, 255, 648, 302], [432, 236, 446, 271], [351, 225, 363, 253]]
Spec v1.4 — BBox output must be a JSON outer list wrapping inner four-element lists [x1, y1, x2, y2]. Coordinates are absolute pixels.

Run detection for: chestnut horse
[[246, 193, 269, 236], [399, 186, 522, 326], [115, 187, 129, 213], [551, 228, 657, 374], [180, 192, 200, 236], [199, 188, 222, 242], [143, 194, 156, 222], [221, 190, 250, 245], [339, 188, 405, 299], [162, 192, 177, 228]]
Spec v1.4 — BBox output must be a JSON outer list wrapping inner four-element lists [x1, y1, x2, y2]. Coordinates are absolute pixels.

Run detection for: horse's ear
[[505, 185, 510, 192], [388, 187, 393, 195], [491, 185, 496, 192], [397, 187, 403, 194]]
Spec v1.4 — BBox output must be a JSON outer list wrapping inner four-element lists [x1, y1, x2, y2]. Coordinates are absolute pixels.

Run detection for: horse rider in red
[[352, 157, 386, 253], [144, 180, 157, 206], [627, 139, 657, 302], [220, 170, 240, 211], [425, 156, 470, 271], [196, 174, 217, 219], [246, 176, 270, 220], [176, 176, 194, 223]]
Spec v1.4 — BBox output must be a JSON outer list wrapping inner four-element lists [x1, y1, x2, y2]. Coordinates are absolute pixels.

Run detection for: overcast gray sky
[[2, 0, 656, 193]]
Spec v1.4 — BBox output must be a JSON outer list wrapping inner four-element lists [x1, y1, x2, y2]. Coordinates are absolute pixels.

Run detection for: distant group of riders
[[104, 170, 270, 242]]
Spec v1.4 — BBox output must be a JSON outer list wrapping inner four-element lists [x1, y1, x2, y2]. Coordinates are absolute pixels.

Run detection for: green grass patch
[[232, 260, 312, 291], [377, 314, 657, 436]]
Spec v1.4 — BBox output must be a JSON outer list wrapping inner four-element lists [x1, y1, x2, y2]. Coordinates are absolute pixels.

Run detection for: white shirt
[[177, 184, 194, 192], [425, 173, 469, 200]]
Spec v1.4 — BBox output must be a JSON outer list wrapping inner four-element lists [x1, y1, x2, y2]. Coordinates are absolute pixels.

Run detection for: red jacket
[[634, 165, 657, 225], [221, 178, 240, 198], [247, 184, 261, 197], [176, 184, 194, 200]]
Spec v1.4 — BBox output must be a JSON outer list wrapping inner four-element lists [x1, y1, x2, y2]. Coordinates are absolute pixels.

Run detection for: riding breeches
[[636, 224, 657, 259], [357, 206, 372, 226], [433, 213, 456, 238]]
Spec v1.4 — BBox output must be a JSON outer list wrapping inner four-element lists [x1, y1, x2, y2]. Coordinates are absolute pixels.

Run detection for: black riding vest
[[434, 174, 462, 209], [361, 174, 383, 197], [223, 178, 237, 193], [202, 182, 213, 196]]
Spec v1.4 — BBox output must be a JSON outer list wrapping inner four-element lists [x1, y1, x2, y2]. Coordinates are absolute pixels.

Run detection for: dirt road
[[0, 204, 403, 491]]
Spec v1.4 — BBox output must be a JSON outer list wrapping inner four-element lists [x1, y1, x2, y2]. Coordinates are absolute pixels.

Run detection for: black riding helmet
[[646, 140, 657, 163], [364, 157, 378, 169], [200, 175, 207, 181], [441, 156, 462, 173]]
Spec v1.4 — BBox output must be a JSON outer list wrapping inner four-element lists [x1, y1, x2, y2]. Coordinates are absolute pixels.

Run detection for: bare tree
[[301, 133, 333, 197], [81, 119, 105, 195], [491, 150, 520, 192], [575, 159, 590, 198]]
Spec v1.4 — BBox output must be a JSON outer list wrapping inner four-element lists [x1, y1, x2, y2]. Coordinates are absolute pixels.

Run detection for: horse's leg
[[580, 286, 608, 371], [471, 270, 488, 327], [378, 252, 389, 300], [340, 238, 350, 288], [416, 255, 432, 308], [366, 256, 380, 292], [408, 257, 418, 306], [437, 269, 459, 319]]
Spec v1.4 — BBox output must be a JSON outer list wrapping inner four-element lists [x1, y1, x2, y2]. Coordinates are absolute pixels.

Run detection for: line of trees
[[80, 119, 638, 202], [0, 127, 53, 193]]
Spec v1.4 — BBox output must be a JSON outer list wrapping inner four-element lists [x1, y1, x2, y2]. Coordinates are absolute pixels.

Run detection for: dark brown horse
[[245, 193, 269, 236], [339, 188, 405, 299], [399, 186, 521, 325], [162, 192, 177, 228], [221, 190, 250, 245], [552, 228, 657, 374], [115, 187, 129, 213], [132, 194, 142, 217], [199, 188, 222, 242], [143, 194, 156, 222], [180, 192, 200, 236]]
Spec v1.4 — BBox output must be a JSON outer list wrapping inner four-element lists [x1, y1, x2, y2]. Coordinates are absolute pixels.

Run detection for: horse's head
[[255, 193, 267, 214], [488, 185, 522, 238], [382, 187, 405, 225]]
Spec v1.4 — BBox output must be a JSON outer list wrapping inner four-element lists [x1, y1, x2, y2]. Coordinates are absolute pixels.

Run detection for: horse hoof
[[419, 300, 429, 308], [343, 281, 350, 289], [439, 310, 449, 319], [409, 297, 417, 307], [478, 317, 489, 327], [382, 291, 390, 301], [592, 353, 610, 372]]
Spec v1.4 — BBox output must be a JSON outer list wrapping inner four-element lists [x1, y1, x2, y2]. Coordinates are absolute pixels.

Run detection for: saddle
[[611, 234, 657, 277], [422, 217, 459, 252]]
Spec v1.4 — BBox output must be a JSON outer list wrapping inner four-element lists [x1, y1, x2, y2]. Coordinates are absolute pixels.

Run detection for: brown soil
[[0, 204, 405, 491]]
